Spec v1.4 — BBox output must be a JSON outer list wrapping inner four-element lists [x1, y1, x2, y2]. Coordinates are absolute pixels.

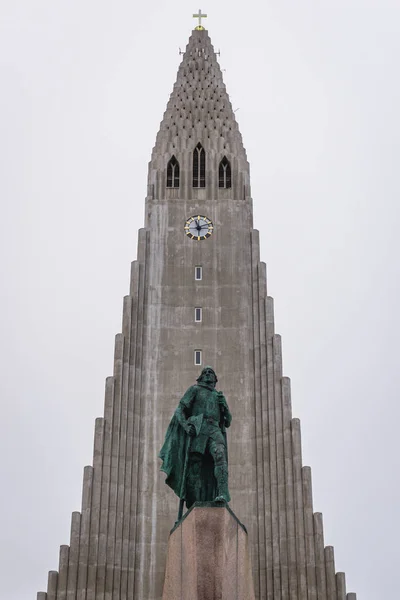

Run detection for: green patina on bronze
[[159, 367, 232, 511]]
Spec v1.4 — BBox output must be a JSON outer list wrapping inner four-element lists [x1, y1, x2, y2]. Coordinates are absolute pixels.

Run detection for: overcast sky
[[1, 1, 399, 598]]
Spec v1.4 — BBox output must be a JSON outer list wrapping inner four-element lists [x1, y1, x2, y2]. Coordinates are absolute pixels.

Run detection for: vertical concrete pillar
[[129, 252, 147, 599], [291, 419, 307, 597], [302, 466, 317, 598], [336, 572, 346, 600], [122, 289, 140, 598], [264, 295, 275, 600], [251, 252, 265, 600], [105, 333, 124, 600], [136, 227, 148, 265], [77, 465, 94, 600], [313, 512, 327, 599], [97, 377, 115, 600], [103, 375, 114, 424], [66, 511, 81, 600], [265, 303, 280, 597], [324, 546, 337, 599], [114, 296, 133, 599], [281, 377, 297, 599], [57, 545, 69, 600], [273, 334, 289, 598], [47, 571, 58, 600], [87, 418, 105, 600]]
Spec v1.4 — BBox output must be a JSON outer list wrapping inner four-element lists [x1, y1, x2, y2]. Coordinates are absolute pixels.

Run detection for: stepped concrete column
[[47, 571, 57, 600]]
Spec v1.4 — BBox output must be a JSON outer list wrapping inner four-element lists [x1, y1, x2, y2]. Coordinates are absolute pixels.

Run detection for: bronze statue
[[159, 367, 232, 517]]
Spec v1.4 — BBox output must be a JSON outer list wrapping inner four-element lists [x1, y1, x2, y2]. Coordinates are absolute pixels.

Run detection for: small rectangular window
[[195, 266, 202, 281], [194, 350, 202, 366], [195, 307, 202, 322]]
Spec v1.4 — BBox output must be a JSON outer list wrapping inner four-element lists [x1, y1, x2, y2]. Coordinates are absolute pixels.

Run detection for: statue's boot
[[214, 463, 230, 503]]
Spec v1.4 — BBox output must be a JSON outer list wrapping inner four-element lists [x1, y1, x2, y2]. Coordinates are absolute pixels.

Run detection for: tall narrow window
[[193, 143, 205, 188], [167, 155, 180, 188], [219, 156, 231, 188], [195, 266, 202, 280], [194, 350, 202, 365], [195, 307, 202, 322]]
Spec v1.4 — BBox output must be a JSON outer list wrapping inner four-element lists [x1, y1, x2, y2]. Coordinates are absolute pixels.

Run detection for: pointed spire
[[151, 29, 247, 163]]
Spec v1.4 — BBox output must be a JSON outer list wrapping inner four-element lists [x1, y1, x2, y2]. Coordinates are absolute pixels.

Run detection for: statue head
[[197, 366, 218, 388]]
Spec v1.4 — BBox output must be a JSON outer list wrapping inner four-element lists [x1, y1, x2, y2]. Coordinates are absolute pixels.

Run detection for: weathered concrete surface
[[162, 504, 255, 600]]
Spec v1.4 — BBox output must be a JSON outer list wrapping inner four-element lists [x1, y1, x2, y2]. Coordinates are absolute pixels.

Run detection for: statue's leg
[[208, 435, 230, 503], [185, 452, 203, 507]]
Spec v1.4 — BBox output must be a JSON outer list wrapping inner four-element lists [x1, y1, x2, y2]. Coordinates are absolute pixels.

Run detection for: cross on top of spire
[[193, 9, 207, 30]]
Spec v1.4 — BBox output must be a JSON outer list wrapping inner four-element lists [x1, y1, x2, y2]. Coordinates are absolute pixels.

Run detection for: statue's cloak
[[159, 413, 205, 500], [159, 414, 188, 499]]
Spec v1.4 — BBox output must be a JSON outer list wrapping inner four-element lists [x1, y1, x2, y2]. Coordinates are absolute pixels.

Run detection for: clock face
[[184, 215, 214, 241]]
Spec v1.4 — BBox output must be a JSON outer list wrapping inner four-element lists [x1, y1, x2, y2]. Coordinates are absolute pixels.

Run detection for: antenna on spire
[[193, 9, 208, 30]]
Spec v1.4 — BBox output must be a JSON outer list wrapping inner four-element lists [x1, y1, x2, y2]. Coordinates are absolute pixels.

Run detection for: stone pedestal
[[162, 502, 255, 600]]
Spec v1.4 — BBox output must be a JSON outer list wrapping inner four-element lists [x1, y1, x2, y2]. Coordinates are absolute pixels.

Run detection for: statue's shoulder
[[187, 384, 199, 393], [182, 384, 196, 393], [180, 385, 198, 405]]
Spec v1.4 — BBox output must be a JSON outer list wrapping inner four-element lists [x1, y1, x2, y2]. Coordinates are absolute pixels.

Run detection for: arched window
[[193, 143, 205, 188], [167, 155, 180, 188], [219, 156, 231, 188]]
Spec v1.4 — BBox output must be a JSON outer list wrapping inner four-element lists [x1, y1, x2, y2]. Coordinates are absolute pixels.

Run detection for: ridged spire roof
[[151, 28, 247, 162]]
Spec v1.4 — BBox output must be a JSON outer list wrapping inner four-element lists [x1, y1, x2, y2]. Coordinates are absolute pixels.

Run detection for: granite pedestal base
[[162, 502, 255, 600]]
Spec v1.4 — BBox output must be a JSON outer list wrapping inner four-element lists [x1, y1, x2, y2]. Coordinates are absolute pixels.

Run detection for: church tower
[[37, 24, 357, 600]]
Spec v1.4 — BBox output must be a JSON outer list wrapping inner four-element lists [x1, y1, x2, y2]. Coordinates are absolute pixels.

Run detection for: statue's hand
[[185, 423, 196, 436], [217, 391, 228, 410]]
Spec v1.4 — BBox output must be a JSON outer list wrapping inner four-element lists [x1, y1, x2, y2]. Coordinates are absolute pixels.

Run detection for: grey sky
[[1, 1, 399, 598]]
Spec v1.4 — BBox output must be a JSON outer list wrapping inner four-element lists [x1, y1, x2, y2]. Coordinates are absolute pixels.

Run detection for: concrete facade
[[37, 28, 357, 600]]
